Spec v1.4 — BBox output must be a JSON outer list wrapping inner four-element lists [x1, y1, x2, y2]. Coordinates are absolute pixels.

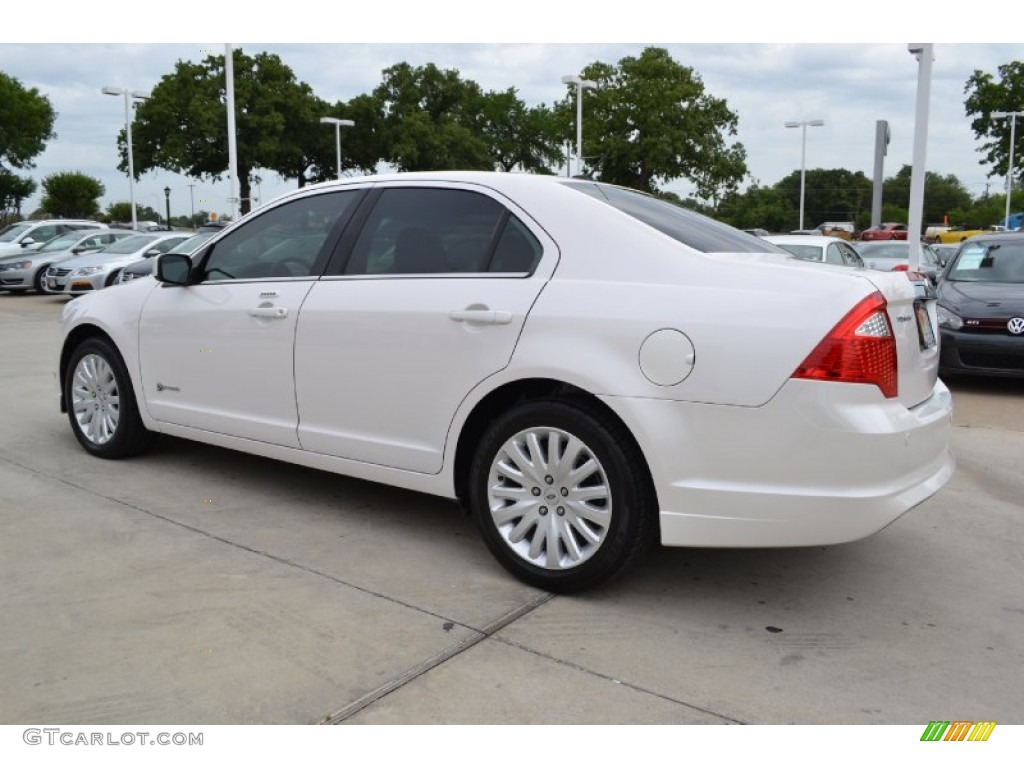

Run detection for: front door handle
[[449, 309, 513, 325], [249, 306, 289, 319]]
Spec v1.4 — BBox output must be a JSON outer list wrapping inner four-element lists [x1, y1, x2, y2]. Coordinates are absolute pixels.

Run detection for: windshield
[[99, 234, 159, 254], [563, 181, 786, 254], [857, 243, 938, 267], [947, 242, 1024, 283], [772, 243, 822, 261], [39, 233, 85, 252], [0, 223, 32, 243], [171, 231, 217, 254]]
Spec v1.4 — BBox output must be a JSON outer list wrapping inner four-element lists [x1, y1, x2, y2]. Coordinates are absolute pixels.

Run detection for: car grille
[[51, 267, 72, 277], [962, 318, 1024, 335], [959, 352, 1024, 370]]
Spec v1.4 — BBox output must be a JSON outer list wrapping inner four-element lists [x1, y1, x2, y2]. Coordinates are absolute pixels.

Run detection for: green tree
[[718, 183, 794, 232], [558, 47, 747, 195], [123, 49, 326, 214], [775, 168, 872, 231], [0, 72, 57, 171], [105, 201, 161, 223], [372, 62, 492, 171], [477, 88, 561, 173], [964, 60, 1024, 184], [0, 171, 37, 222], [39, 172, 104, 218], [882, 165, 973, 224]]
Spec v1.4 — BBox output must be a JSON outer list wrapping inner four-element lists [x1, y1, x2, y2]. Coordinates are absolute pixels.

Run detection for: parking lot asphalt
[[1, 291, 1022, 725]]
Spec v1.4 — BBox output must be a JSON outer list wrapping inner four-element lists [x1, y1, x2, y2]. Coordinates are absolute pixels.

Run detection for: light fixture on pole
[[320, 117, 355, 180], [561, 74, 597, 177], [991, 110, 1021, 229], [102, 86, 151, 231], [163, 186, 171, 230], [784, 119, 825, 232]]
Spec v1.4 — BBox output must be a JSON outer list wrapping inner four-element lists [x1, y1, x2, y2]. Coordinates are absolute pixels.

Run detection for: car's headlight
[[936, 305, 963, 330], [0, 260, 31, 270], [71, 266, 105, 276]]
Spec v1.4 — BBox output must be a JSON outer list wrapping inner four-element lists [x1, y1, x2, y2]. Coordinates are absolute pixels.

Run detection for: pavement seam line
[[491, 635, 747, 724], [0, 453, 517, 627], [319, 593, 555, 724]]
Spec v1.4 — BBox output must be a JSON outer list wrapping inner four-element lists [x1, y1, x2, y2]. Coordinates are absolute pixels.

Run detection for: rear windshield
[[947, 241, 1024, 283], [563, 181, 783, 254]]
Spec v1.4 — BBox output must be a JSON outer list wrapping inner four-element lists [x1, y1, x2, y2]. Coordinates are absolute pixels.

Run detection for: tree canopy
[[0, 71, 56, 172], [124, 49, 324, 214], [39, 172, 104, 218], [964, 60, 1024, 184], [557, 47, 747, 197]]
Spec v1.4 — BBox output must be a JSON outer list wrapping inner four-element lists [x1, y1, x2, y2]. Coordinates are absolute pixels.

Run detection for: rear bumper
[[603, 378, 955, 548]]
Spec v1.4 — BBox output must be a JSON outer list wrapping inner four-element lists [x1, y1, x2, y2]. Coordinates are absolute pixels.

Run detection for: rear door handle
[[449, 309, 513, 325], [249, 306, 289, 319]]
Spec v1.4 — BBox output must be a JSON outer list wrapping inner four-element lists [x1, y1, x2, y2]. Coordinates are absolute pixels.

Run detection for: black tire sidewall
[[64, 338, 149, 459], [33, 267, 49, 293], [469, 400, 651, 593]]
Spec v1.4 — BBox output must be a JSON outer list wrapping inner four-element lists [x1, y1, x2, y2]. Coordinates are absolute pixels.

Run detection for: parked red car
[[860, 223, 908, 241]]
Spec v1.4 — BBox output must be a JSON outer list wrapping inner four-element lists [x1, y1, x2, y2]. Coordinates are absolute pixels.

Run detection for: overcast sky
[[2, 4, 1020, 221]]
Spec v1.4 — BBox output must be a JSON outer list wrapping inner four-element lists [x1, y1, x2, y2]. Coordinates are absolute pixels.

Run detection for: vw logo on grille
[[1009, 317, 1024, 335]]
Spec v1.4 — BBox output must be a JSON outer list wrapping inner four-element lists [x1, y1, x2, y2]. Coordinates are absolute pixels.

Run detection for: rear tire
[[469, 399, 656, 593]]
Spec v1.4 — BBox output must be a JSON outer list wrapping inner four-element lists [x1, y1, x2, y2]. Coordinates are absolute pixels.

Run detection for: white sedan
[[56, 172, 954, 592], [764, 234, 865, 267]]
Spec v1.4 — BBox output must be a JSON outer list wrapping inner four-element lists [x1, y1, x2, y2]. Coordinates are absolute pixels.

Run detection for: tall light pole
[[163, 186, 171, 230], [188, 184, 195, 227], [991, 110, 1021, 229], [907, 44, 934, 273], [102, 86, 151, 231], [784, 119, 825, 231], [320, 117, 355, 180], [561, 74, 597, 177]]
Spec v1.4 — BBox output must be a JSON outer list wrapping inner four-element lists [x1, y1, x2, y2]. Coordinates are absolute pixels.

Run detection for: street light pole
[[102, 86, 151, 231], [163, 186, 171, 230], [188, 184, 195, 228], [992, 110, 1021, 229], [320, 117, 355, 180], [561, 74, 597, 177], [784, 119, 825, 232]]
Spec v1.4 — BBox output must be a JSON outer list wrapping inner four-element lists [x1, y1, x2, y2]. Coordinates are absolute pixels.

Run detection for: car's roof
[[764, 234, 846, 246]]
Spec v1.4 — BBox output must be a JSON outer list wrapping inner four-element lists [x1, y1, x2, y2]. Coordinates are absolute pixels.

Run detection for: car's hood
[[938, 280, 1024, 317], [60, 251, 151, 270]]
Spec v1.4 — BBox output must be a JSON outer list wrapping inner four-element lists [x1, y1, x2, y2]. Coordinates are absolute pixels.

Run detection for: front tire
[[64, 337, 154, 458], [469, 399, 656, 593], [33, 266, 49, 293]]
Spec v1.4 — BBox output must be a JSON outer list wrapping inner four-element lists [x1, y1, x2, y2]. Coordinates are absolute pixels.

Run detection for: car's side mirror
[[143, 248, 162, 258], [20, 237, 35, 247], [156, 253, 192, 286]]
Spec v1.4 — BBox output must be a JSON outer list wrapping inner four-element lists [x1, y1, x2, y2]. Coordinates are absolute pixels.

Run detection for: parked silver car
[[0, 220, 106, 259], [44, 233, 191, 295], [116, 230, 218, 284], [0, 230, 137, 294]]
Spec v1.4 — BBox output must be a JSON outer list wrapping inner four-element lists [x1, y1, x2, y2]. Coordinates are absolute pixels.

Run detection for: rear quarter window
[[563, 181, 784, 254]]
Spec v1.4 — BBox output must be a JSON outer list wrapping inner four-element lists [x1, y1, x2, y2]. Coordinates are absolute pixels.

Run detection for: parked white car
[[56, 172, 954, 592], [44, 233, 191, 295], [765, 234, 865, 267]]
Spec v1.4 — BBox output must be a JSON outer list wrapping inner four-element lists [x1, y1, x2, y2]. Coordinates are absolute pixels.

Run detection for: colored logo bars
[[920, 721, 997, 742]]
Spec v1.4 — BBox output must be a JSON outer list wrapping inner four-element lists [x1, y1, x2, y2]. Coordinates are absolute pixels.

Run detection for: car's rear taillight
[[792, 291, 898, 398], [891, 264, 910, 272]]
